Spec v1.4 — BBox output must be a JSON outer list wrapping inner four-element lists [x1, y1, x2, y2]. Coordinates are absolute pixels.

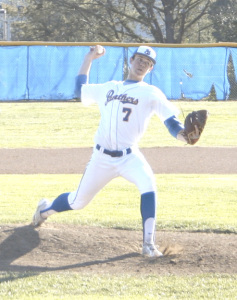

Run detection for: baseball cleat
[[142, 243, 163, 257], [32, 198, 50, 227]]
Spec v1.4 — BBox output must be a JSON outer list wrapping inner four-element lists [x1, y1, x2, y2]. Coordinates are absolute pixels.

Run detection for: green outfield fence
[[0, 41, 237, 101]]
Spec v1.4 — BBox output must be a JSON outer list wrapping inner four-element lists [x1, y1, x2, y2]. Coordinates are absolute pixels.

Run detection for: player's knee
[[139, 174, 156, 194], [139, 180, 156, 195]]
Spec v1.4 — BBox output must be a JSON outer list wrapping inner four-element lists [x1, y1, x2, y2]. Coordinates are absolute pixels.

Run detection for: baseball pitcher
[[32, 45, 208, 257]]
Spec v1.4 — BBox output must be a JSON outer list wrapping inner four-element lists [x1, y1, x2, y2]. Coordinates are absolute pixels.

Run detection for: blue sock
[[50, 193, 72, 212], [140, 191, 156, 243]]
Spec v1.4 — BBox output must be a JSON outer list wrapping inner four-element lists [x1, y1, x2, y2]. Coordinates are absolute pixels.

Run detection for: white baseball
[[97, 46, 104, 54]]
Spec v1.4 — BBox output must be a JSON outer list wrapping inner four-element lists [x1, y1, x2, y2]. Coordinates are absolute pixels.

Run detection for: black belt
[[96, 144, 132, 157]]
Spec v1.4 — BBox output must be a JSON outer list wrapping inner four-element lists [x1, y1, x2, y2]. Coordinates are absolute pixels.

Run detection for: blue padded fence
[[0, 44, 237, 101]]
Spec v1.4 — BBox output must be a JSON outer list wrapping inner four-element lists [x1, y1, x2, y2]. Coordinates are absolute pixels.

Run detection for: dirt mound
[[0, 224, 236, 275]]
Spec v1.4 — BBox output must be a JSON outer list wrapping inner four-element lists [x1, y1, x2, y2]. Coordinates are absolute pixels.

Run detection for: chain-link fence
[[227, 54, 237, 100], [0, 42, 237, 101], [200, 52, 237, 101]]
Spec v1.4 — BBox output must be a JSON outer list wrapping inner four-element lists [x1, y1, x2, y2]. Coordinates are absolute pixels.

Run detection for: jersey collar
[[123, 79, 140, 85]]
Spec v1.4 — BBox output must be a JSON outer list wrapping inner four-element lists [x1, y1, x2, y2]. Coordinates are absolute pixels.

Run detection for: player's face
[[129, 55, 154, 80]]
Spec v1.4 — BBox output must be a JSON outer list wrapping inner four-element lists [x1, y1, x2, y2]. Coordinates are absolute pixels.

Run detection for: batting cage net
[[0, 41, 237, 101]]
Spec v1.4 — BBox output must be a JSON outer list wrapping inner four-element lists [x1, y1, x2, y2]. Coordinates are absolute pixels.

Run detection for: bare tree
[[81, 0, 212, 43], [10, 0, 212, 43]]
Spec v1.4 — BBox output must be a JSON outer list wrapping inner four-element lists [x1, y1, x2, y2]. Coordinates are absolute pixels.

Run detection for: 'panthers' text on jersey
[[81, 81, 179, 150]]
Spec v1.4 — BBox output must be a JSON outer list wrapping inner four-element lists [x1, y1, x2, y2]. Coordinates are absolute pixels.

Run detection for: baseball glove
[[182, 110, 208, 145]]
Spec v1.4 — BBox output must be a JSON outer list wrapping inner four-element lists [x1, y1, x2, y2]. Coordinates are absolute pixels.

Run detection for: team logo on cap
[[144, 49, 151, 56]]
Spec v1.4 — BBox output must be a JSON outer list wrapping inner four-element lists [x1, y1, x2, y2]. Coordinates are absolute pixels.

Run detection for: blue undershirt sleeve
[[164, 115, 184, 138], [74, 74, 88, 99]]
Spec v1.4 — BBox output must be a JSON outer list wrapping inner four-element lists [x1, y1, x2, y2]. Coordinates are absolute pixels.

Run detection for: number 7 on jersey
[[123, 107, 132, 122]]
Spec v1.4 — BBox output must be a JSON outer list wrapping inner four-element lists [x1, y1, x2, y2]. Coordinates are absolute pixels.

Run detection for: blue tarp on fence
[[128, 47, 230, 100], [0, 45, 234, 101], [27, 46, 124, 100], [230, 48, 237, 81], [0, 46, 28, 100]]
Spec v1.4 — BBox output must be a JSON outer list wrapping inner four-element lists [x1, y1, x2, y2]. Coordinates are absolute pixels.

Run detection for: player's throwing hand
[[89, 45, 106, 59]]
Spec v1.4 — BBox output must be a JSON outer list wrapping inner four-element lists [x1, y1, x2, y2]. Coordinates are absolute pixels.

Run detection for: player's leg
[[119, 150, 162, 257], [119, 150, 157, 244], [32, 151, 117, 226], [67, 155, 116, 210]]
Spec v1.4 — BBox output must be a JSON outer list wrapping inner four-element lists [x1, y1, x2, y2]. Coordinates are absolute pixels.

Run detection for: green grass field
[[0, 174, 236, 232], [0, 101, 236, 299], [0, 101, 237, 147], [0, 273, 236, 300]]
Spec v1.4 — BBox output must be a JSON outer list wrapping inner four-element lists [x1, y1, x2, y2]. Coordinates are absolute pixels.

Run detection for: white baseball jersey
[[81, 80, 179, 150], [67, 80, 179, 210]]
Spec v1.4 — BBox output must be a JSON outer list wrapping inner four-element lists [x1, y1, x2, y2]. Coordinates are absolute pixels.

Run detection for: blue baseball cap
[[133, 46, 156, 64]]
